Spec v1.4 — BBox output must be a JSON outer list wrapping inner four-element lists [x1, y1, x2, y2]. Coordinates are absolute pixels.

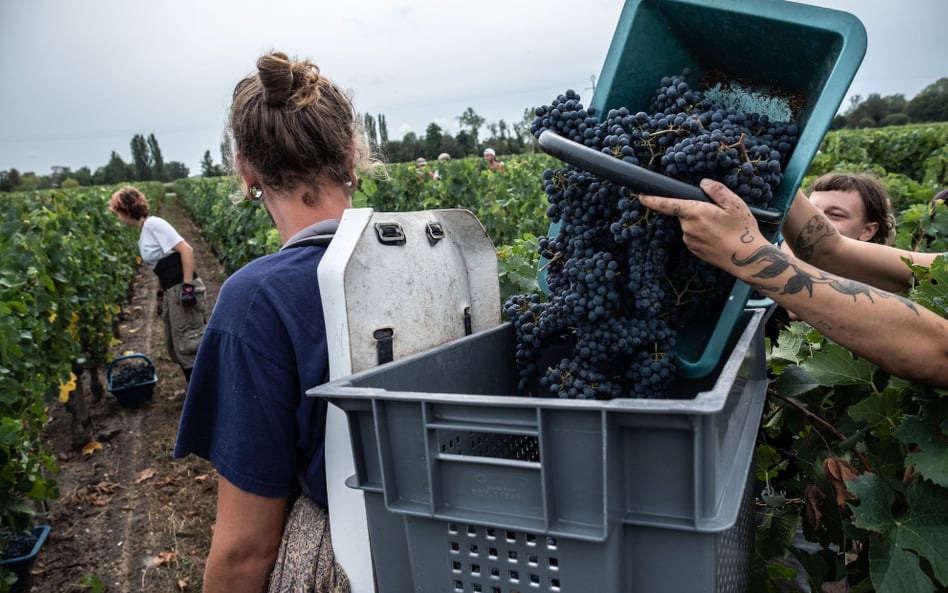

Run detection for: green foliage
[[173, 177, 280, 273], [175, 157, 558, 307], [894, 201, 948, 253], [497, 234, 542, 304], [357, 154, 558, 247], [754, 256, 948, 592], [79, 572, 105, 593], [837, 80, 948, 130], [806, 123, 948, 201], [906, 78, 948, 124], [0, 185, 145, 586]]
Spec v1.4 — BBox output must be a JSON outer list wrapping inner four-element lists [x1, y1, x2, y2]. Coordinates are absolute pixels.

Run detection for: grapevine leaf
[[896, 417, 948, 488], [848, 388, 903, 438], [773, 365, 821, 398], [869, 543, 935, 593], [846, 473, 896, 533], [848, 475, 948, 585], [767, 322, 810, 366], [909, 255, 948, 317], [800, 342, 875, 386], [756, 504, 801, 560]]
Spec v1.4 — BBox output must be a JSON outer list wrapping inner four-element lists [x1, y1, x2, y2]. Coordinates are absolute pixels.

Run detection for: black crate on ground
[[107, 354, 157, 406]]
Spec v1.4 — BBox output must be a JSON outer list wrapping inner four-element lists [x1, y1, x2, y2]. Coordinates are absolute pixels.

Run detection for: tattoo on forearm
[[730, 245, 919, 314], [790, 214, 836, 261]]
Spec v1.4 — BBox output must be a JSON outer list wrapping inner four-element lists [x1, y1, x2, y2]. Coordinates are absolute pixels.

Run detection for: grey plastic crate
[[308, 308, 767, 592]]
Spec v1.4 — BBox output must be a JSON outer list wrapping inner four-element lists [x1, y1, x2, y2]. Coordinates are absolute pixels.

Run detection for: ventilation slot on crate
[[446, 523, 561, 592]]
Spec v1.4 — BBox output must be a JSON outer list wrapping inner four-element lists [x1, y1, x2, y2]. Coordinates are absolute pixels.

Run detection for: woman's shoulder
[[144, 215, 170, 227], [220, 248, 323, 302], [210, 248, 326, 341], [143, 216, 176, 233]]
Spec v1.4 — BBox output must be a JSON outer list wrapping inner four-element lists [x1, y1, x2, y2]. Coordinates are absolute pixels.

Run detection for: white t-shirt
[[139, 216, 184, 269]]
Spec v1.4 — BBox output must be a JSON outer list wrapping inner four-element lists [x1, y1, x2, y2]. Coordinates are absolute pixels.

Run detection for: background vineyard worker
[[108, 186, 206, 383], [483, 147, 505, 171], [174, 51, 381, 593], [639, 179, 948, 388], [415, 156, 438, 180]]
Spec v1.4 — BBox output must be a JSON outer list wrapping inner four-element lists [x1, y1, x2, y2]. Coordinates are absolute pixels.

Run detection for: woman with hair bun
[[174, 51, 380, 592]]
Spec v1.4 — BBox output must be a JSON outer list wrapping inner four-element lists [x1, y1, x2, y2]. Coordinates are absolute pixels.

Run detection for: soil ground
[[30, 193, 227, 593]]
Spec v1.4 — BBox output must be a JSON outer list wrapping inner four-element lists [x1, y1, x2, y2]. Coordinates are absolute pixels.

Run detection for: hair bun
[[257, 52, 294, 107], [257, 52, 322, 108]]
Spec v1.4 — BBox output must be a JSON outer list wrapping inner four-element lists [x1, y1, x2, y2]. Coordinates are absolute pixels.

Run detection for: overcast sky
[[1, 0, 944, 176]]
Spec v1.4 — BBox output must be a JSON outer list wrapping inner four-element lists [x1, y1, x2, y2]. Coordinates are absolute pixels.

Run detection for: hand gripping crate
[[309, 307, 768, 593]]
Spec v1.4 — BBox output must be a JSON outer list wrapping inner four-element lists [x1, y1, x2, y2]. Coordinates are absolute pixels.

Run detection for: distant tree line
[[831, 77, 948, 129], [364, 106, 539, 164], [2, 77, 945, 193], [0, 133, 191, 192]]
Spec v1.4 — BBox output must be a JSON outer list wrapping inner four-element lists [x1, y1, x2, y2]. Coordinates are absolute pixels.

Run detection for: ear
[[234, 154, 258, 193], [858, 221, 879, 242]]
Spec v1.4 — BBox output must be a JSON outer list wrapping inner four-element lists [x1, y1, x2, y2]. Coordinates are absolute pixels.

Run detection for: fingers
[[638, 193, 686, 217], [640, 178, 733, 217], [698, 178, 734, 206]]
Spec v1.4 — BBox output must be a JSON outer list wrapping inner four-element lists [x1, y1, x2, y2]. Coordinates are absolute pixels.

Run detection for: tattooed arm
[[639, 179, 948, 387], [780, 188, 938, 293]]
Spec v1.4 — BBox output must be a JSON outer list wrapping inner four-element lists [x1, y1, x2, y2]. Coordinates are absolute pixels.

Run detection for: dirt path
[[32, 193, 227, 593]]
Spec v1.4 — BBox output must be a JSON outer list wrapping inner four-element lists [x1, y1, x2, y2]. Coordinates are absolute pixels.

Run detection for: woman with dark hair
[[807, 172, 895, 245], [108, 186, 206, 382], [174, 52, 380, 592]]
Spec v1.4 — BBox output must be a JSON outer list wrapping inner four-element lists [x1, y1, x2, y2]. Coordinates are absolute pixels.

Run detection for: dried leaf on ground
[[82, 440, 103, 455], [135, 468, 157, 483], [153, 550, 177, 566]]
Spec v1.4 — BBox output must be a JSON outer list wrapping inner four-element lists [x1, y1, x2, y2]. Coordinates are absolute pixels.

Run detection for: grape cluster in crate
[[505, 71, 799, 399]]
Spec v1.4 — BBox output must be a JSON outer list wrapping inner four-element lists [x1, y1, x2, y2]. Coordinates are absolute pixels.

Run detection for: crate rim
[[309, 308, 766, 415]]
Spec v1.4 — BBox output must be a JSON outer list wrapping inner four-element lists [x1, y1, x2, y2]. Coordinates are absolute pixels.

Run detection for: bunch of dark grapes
[[508, 71, 798, 399], [111, 364, 155, 389]]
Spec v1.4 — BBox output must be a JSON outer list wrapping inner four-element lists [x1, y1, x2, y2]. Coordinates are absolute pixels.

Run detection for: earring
[[249, 185, 263, 200]]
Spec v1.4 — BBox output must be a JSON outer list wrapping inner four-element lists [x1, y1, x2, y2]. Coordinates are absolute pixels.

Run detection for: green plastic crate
[[539, 0, 867, 378]]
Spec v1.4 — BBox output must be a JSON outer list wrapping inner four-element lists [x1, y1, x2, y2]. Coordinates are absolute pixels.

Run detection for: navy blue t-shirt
[[173, 245, 330, 504]]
